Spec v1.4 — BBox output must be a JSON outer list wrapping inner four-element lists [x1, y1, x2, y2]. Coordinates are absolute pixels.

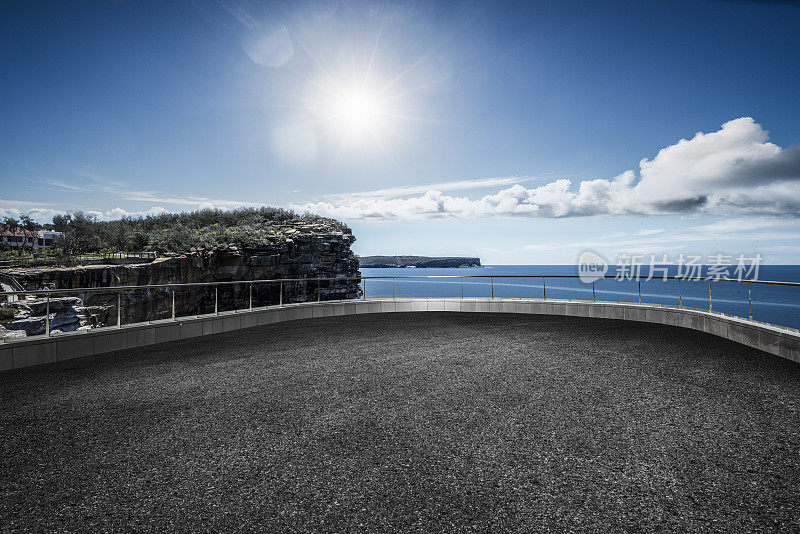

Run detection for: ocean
[[360, 265, 800, 330]]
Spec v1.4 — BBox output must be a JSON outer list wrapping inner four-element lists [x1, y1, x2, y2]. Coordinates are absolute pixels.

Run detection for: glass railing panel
[[461, 277, 492, 298], [751, 283, 800, 330], [74, 288, 124, 333], [675, 279, 711, 310], [391, 277, 462, 298], [362, 277, 394, 298], [3, 277, 797, 341], [707, 281, 750, 319], [640, 278, 680, 306], [541, 277, 588, 300], [594, 277, 639, 303], [489, 277, 543, 299]]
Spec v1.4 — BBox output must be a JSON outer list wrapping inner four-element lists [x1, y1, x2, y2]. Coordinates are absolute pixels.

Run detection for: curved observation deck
[[2, 311, 800, 532], [1, 291, 798, 370]]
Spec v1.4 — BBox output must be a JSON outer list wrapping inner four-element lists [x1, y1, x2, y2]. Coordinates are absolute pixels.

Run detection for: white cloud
[[85, 207, 169, 221], [37, 179, 91, 193], [532, 218, 800, 258], [9, 118, 800, 226], [1, 200, 170, 224], [297, 118, 800, 219], [0, 198, 63, 222], [481, 216, 800, 259], [321, 175, 549, 202], [119, 191, 259, 209], [42, 171, 262, 210], [631, 117, 800, 213], [8, 170, 265, 224], [690, 216, 800, 235]]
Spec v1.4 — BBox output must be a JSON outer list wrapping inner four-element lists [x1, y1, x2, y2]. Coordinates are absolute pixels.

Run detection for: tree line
[[2, 207, 349, 256], [1, 214, 45, 233]]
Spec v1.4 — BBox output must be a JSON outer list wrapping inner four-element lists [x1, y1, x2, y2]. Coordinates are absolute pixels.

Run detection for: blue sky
[[2, 0, 799, 263]]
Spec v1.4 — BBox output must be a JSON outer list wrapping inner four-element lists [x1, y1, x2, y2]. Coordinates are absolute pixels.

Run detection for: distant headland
[[359, 256, 482, 268]]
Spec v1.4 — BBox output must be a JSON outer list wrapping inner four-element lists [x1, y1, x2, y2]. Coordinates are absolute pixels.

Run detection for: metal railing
[[0, 251, 157, 268], [1, 274, 799, 340], [358, 274, 799, 328]]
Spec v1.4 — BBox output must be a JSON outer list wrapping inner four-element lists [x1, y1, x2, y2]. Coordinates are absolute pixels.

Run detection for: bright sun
[[304, 75, 403, 149], [331, 90, 381, 137]]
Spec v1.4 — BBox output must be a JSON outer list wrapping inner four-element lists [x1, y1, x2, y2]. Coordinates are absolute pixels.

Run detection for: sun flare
[[304, 75, 399, 145], [333, 91, 379, 134]]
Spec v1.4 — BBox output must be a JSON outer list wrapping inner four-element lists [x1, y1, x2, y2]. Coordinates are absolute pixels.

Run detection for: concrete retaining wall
[[1, 298, 798, 371]]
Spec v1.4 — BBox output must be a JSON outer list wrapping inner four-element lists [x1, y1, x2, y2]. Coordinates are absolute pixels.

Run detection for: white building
[[36, 230, 63, 248], [0, 229, 63, 249]]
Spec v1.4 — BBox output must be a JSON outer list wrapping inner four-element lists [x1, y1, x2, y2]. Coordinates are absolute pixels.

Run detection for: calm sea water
[[360, 265, 800, 330]]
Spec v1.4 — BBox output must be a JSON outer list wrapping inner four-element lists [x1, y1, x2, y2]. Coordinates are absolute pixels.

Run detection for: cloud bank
[[296, 117, 800, 219], [0, 172, 262, 223], [0, 201, 171, 223]]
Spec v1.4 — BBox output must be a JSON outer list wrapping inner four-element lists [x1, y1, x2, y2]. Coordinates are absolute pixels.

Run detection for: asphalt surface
[[2, 312, 800, 533]]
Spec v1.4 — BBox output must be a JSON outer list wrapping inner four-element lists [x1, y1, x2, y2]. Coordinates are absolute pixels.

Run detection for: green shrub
[[45, 207, 351, 256]]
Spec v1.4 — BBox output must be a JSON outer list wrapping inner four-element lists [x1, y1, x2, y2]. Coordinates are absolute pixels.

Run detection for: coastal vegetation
[[2, 208, 351, 259]]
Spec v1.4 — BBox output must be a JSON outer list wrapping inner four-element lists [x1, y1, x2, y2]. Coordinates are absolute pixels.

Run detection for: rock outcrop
[[4, 297, 83, 335], [2, 224, 360, 330]]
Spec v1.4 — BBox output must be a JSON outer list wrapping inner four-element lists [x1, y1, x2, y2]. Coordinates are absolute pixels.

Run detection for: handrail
[[0, 272, 24, 292], [0, 274, 798, 297], [0, 251, 158, 269], [1, 273, 798, 340]]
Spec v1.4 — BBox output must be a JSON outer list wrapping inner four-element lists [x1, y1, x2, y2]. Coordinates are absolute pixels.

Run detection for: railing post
[[317, 283, 321, 302], [708, 282, 712, 312], [117, 291, 121, 328], [460, 278, 463, 300], [171, 288, 176, 321], [748, 285, 753, 320], [638, 280, 641, 304], [678, 279, 682, 308], [215, 286, 219, 315], [592, 281, 595, 302], [249, 283, 253, 310], [542, 277, 546, 300], [491, 277, 494, 299], [45, 293, 50, 336], [363, 279, 366, 300], [279, 281, 283, 306], [393, 277, 396, 300]]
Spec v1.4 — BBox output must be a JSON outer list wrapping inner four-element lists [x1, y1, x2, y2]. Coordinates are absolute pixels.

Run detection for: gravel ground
[[2, 312, 800, 533]]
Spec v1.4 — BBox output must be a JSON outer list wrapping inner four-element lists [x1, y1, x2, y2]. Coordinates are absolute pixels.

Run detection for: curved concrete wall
[[1, 298, 798, 371]]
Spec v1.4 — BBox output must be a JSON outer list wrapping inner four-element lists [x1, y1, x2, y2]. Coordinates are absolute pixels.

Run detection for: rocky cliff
[[3, 297, 84, 336], [2, 223, 360, 331]]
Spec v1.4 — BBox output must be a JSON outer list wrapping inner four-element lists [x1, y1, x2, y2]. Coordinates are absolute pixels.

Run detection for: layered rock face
[[3, 227, 360, 329], [3, 297, 83, 335]]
